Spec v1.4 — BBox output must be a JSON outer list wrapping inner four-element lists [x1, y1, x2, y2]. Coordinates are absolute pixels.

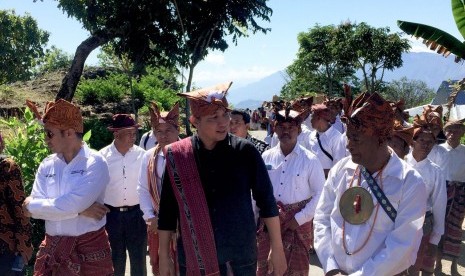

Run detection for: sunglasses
[[44, 130, 55, 139]]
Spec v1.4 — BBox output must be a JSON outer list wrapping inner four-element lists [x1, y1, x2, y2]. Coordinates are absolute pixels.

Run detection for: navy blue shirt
[[158, 134, 278, 265]]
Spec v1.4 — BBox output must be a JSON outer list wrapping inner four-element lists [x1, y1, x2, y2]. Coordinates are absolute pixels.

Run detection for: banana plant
[[397, 0, 465, 119], [397, 0, 465, 62]]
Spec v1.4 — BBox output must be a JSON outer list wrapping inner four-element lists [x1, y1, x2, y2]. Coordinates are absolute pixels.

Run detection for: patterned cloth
[[257, 199, 312, 276], [246, 134, 269, 155], [0, 158, 32, 258], [149, 102, 180, 129], [413, 233, 435, 273], [26, 99, 83, 133], [342, 92, 394, 140], [164, 138, 220, 275], [442, 181, 465, 258], [178, 82, 232, 117], [33, 227, 113, 276]]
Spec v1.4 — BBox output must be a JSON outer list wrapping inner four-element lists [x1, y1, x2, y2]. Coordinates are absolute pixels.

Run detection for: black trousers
[[105, 206, 147, 276]]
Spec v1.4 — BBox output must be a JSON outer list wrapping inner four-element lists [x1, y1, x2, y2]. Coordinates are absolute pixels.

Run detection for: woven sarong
[[413, 233, 435, 273], [33, 227, 113, 276], [164, 138, 220, 276], [256, 199, 312, 276], [442, 181, 465, 258]]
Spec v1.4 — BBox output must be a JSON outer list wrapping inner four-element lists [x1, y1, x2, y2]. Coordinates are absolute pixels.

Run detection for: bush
[[76, 73, 129, 105], [83, 117, 114, 150]]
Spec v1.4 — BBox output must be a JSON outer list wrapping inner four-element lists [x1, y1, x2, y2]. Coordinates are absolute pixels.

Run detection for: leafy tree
[[350, 22, 411, 92], [33, 46, 73, 76], [282, 22, 410, 99], [40, 0, 273, 111], [0, 10, 49, 84], [382, 77, 435, 108], [281, 23, 356, 98]]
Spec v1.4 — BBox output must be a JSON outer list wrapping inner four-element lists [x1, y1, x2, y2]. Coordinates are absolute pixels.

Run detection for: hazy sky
[[0, 0, 460, 89]]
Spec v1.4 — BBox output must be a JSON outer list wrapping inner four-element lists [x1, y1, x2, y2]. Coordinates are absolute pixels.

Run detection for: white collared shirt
[[406, 153, 446, 245], [314, 154, 426, 276], [427, 144, 448, 168], [28, 143, 110, 236], [100, 142, 145, 207], [137, 148, 165, 221], [262, 144, 325, 225], [440, 143, 465, 182], [139, 131, 158, 150], [308, 126, 347, 170]]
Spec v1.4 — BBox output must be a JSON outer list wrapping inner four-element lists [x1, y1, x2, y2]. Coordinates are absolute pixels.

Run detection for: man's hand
[[267, 246, 287, 276], [79, 202, 109, 220], [159, 254, 175, 276], [426, 243, 438, 257], [146, 217, 158, 233], [22, 197, 32, 217]]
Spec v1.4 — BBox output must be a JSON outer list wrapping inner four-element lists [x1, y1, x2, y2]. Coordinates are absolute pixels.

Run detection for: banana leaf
[[397, 20, 465, 61], [452, 0, 465, 40]]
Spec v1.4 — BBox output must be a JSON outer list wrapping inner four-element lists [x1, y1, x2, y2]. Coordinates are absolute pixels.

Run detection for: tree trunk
[[184, 63, 195, 136], [56, 34, 110, 101]]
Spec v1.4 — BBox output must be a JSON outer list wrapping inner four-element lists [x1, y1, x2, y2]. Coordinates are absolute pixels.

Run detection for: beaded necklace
[[342, 165, 386, 255]]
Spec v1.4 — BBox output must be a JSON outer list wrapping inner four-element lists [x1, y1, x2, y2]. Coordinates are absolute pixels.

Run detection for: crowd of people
[[0, 81, 464, 276]]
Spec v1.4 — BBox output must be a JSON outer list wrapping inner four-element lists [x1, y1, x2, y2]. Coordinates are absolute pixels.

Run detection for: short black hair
[[231, 109, 251, 124]]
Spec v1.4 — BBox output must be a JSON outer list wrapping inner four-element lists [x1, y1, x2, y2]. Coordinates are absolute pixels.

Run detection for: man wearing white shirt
[[406, 123, 446, 275], [139, 130, 158, 150], [325, 98, 345, 134], [258, 102, 325, 275], [314, 92, 426, 276], [309, 103, 346, 178], [138, 102, 180, 275], [24, 99, 113, 275], [100, 114, 147, 276], [437, 119, 465, 275]]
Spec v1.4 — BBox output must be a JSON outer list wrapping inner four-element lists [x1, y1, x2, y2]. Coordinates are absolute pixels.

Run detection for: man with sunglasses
[[23, 99, 113, 275]]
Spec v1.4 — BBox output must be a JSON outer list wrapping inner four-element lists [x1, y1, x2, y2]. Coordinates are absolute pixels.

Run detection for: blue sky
[[0, 0, 460, 89]]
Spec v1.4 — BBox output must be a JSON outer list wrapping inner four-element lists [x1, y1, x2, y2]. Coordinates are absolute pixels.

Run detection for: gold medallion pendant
[[339, 186, 374, 225]]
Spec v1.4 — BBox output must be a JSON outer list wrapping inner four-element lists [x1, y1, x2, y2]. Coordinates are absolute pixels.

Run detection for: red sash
[[164, 138, 220, 276]]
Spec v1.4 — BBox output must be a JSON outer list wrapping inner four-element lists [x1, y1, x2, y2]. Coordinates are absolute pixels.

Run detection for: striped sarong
[[256, 199, 312, 276], [442, 181, 465, 258]]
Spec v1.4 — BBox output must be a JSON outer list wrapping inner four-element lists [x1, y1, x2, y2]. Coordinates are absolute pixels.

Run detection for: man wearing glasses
[[23, 99, 113, 275]]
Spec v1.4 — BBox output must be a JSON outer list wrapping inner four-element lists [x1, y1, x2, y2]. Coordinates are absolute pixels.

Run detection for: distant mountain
[[229, 52, 465, 109]]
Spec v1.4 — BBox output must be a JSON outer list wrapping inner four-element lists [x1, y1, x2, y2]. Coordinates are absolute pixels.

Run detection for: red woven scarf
[[147, 144, 163, 213], [164, 138, 220, 276]]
